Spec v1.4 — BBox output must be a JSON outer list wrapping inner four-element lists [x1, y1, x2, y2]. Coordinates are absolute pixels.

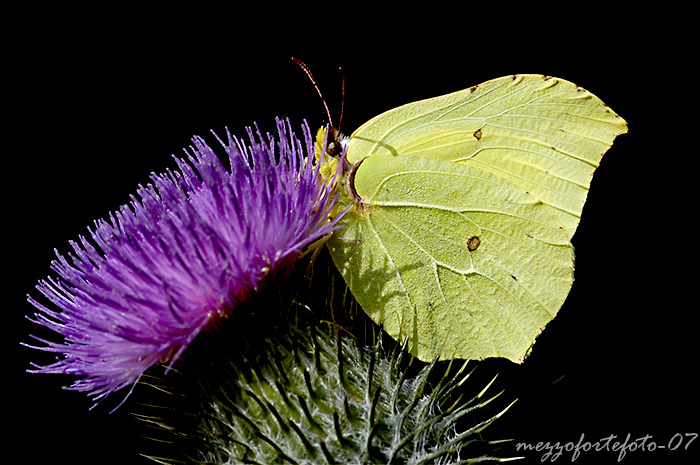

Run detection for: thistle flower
[[24, 118, 341, 407]]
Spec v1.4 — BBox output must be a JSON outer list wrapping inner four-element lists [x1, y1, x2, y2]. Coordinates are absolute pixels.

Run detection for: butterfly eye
[[326, 127, 348, 158]]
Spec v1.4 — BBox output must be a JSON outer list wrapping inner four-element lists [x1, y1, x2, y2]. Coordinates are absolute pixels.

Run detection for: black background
[[8, 7, 696, 465]]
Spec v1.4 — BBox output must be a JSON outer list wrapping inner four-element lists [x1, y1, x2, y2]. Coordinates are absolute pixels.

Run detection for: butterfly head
[[314, 126, 350, 180]]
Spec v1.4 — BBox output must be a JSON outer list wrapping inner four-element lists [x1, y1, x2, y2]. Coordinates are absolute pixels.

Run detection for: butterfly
[[315, 74, 626, 362]]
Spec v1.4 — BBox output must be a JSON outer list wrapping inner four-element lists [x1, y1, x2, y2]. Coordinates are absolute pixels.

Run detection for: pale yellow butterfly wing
[[346, 75, 627, 238], [328, 153, 573, 361]]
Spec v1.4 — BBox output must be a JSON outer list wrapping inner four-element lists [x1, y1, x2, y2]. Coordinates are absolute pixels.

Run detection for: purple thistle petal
[[24, 118, 343, 408]]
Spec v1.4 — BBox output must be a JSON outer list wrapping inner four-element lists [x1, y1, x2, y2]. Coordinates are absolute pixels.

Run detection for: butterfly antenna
[[292, 57, 334, 128], [338, 67, 346, 134]]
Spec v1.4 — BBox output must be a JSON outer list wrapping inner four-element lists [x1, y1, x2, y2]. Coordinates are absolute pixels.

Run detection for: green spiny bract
[[141, 314, 514, 464], [206, 321, 513, 464]]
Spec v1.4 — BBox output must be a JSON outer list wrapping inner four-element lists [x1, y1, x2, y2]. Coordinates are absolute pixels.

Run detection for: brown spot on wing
[[467, 235, 481, 252]]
